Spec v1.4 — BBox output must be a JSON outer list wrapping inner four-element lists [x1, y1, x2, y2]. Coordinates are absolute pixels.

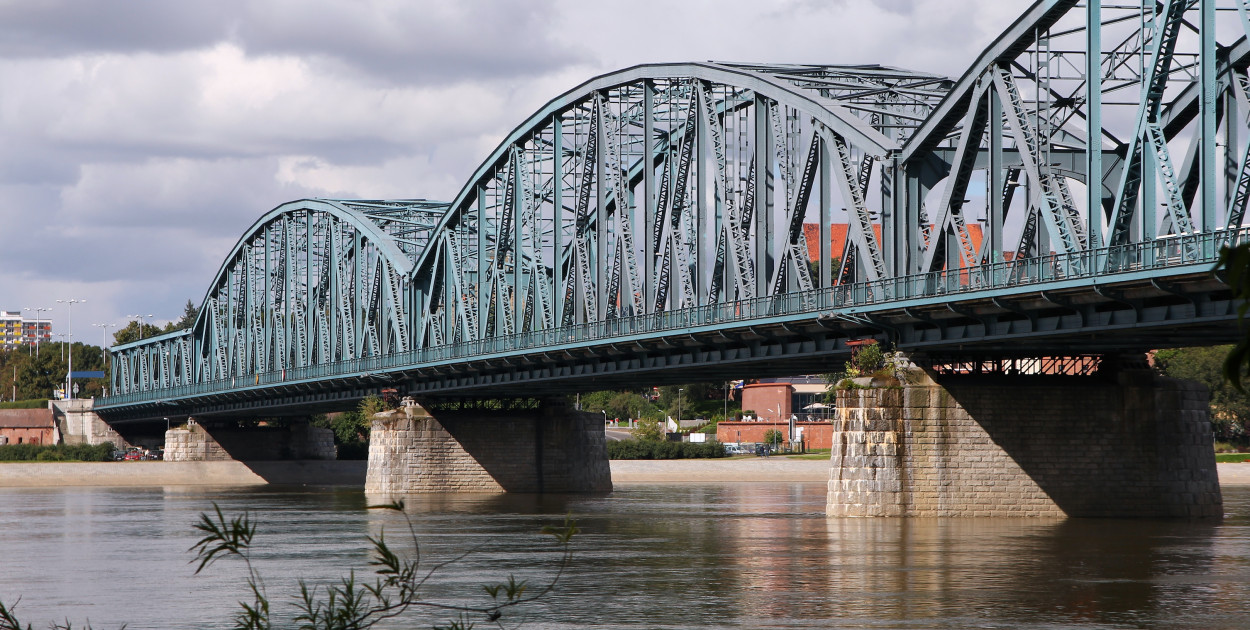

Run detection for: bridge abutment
[[827, 362, 1221, 518], [364, 400, 612, 495]]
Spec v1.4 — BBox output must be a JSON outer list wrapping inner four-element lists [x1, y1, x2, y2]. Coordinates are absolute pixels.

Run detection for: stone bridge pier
[[364, 399, 612, 495], [827, 357, 1222, 518]]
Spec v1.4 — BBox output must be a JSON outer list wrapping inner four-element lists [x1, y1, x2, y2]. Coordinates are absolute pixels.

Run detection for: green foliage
[[762, 429, 785, 446], [853, 342, 886, 374], [358, 395, 387, 416], [171, 299, 201, 332], [607, 439, 725, 459], [0, 443, 114, 462], [1220, 242, 1250, 390], [0, 399, 48, 409], [1, 343, 107, 401], [113, 320, 164, 345], [630, 419, 665, 442], [1156, 346, 1249, 442]]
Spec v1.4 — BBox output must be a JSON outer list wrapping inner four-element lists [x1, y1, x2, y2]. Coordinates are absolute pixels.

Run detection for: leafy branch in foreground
[[0, 597, 107, 630], [0, 504, 576, 630], [192, 500, 577, 630]]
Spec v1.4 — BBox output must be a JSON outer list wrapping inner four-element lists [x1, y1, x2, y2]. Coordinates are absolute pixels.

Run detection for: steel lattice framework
[[103, 0, 1250, 420]]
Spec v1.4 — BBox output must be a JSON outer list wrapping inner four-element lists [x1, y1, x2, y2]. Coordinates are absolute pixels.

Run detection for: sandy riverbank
[[0, 460, 366, 487]]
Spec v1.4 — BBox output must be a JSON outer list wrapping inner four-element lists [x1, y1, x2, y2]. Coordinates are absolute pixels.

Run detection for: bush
[[0, 399, 49, 409], [607, 439, 725, 459], [0, 443, 114, 462]]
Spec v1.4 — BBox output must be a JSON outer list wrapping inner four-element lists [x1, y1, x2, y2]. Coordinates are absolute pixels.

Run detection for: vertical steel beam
[[989, 88, 1004, 261], [696, 86, 711, 305], [513, 151, 523, 333], [642, 84, 655, 312], [1086, 0, 1103, 248], [1144, 139, 1157, 240], [476, 186, 487, 339], [595, 94, 608, 320], [819, 140, 831, 289], [1200, 0, 1217, 231], [553, 115, 565, 322], [753, 95, 772, 298]]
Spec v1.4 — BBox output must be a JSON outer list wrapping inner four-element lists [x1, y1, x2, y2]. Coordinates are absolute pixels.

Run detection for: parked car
[[123, 450, 143, 461]]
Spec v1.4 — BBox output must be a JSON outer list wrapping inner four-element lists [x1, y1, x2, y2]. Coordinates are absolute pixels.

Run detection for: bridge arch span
[[410, 62, 953, 347]]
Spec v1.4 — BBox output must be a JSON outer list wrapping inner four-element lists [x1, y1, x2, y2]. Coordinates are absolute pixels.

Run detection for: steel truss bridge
[[101, 0, 1250, 422]]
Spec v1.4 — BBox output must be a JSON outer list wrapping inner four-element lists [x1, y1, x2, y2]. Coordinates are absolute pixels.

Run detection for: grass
[[1216, 453, 1250, 463], [787, 453, 833, 460]]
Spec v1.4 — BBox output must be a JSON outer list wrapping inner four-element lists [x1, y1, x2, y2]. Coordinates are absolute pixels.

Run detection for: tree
[[763, 429, 785, 448], [631, 418, 665, 441], [164, 299, 200, 333], [1220, 243, 1250, 388], [1156, 346, 1249, 442], [113, 320, 163, 345]]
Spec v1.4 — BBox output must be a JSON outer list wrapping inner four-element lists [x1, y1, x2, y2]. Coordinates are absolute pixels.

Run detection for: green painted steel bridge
[[100, 0, 1250, 422]]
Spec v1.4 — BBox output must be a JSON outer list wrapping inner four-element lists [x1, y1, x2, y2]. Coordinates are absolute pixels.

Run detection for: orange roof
[[803, 223, 985, 265]]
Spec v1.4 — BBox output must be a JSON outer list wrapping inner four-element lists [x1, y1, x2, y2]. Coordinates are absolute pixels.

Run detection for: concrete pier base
[[364, 400, 612, 495], [827, 366, 1222, 518], [163, 420, 335, 462]]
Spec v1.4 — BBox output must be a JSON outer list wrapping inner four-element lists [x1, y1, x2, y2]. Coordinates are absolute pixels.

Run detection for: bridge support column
[[164, 419, 335, 461], [827, 361, 1221, 518], [365, 400, 612, 495]]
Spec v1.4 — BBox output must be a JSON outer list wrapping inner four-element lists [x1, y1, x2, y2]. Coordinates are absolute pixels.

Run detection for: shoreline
[[1, 458, 1247, 487]]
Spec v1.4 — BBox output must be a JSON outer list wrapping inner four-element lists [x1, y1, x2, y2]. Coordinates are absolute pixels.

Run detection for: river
[[1, 483, 1248, 629]]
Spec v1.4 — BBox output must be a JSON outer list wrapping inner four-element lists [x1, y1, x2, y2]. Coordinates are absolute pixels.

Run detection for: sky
[[0, 0, 1029, 345]]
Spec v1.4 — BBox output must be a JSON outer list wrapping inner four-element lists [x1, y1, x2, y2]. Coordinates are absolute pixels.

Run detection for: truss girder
[[106, 3, 1250, 410]]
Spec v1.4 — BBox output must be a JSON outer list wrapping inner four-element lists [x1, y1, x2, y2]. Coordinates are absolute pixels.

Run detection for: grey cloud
[[0, 0, 588, 85], [0, 0, 238, 56], [238, 0, 589, 84]]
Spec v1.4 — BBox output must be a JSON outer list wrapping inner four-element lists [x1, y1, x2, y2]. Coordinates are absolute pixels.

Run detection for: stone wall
[[365, 401, 612, 495], [50, 399, 126, 448], [164, 421, 335, 462], [828, 368, 1221, 518]]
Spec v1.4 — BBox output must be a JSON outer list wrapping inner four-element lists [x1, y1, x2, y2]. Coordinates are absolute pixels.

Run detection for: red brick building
[[716, 420, 834, 449], [0, 409, 56, 445], [741, 382, 793, 423]]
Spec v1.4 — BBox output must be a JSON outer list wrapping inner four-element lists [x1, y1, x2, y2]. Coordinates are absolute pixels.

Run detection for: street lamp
[[126, 314, 154, 340], [92, 323, 117, 368], [24, 307, 51, 357], [55, 333, 67, 361], [676, 388, 684, 433], [56, 299, 84, 400]]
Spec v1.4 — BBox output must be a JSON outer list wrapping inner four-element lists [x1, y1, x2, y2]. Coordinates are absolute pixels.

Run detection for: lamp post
[[92, 323, 116, 368], [24, 307, 51, 357], [56, 299, 84, 400], [126, 313, 155, 340], [676, 388, 684, 433], [55, 334, 67, 361]]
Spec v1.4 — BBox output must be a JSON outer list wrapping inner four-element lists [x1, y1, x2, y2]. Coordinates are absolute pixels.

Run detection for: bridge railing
[[100, 227, 1248, 407]]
